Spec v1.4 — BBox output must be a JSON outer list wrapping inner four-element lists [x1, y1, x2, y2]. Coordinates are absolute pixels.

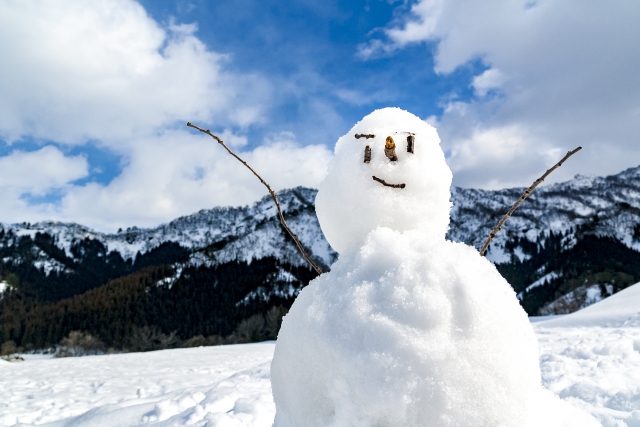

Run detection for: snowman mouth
[[372, 176, 406, 189]]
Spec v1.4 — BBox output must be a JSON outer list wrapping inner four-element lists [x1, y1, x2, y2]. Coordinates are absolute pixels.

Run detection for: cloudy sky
[[1, 0, 638, 231]]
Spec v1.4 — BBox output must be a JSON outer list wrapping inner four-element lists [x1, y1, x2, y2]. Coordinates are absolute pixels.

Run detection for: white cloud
[[42, 130, 333, 232], [0, 146, 89, 225], [364, 0, 640, 188], [0, 0, 271, 144], [472, 69, 506, 97], [444, 124, 559, 190], [0, 146, 88, 194]]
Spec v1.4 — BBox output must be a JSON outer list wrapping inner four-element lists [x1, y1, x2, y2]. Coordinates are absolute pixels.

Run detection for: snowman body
[[270, 108, 600, 427]]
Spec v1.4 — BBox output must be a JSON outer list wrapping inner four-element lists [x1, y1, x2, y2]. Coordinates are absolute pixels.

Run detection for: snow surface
[[0, 343, 276, 427], [537, 281, 640, 328], [2, 320, 640, 426]]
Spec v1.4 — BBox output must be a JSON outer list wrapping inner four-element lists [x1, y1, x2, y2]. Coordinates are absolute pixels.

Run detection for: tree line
[[0, 257, 317, 352]]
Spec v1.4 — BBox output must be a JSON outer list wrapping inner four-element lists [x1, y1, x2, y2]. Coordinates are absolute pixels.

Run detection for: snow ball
[[271, 228, 564, 427], [315, 107, 452, 254]]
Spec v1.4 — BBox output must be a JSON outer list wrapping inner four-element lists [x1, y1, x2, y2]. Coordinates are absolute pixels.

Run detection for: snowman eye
[[407, 135, 414, 153], [364, 145, 371, 163]]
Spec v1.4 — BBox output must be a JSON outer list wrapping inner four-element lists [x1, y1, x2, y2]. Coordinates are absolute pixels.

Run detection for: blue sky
[[137, 0, 481, 148], [0, 0, 639, 231]]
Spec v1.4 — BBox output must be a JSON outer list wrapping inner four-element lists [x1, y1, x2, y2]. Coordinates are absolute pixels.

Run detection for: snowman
[[270, 108, 600, 427]]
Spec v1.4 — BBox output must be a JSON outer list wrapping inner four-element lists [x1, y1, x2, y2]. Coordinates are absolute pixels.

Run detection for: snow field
[[2, 324, 640, 426], [0, 343, 276, 427], [535, 325, 640, 427]]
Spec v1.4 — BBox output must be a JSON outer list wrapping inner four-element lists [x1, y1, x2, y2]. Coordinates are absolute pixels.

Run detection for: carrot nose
[[385, 136, 397, 161]]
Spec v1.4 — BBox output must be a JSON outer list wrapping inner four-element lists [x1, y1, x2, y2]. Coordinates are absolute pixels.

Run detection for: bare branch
[[479, 146, 582, 257], [186, 122, 323, 275], [372, 176, 406, 189]]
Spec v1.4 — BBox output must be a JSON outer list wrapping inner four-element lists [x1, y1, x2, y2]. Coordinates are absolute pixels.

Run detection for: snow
[[485, 242, 511, 264], [272, 228, 570, 427], [538, 284, 613, 316], [535, 326, 640, 427], [514, 246, 530, 262], [2, 280, 640, 426], [537, 281, 640, 328], [0, 343, 276, 427], [518, 271, 562, 298], [315, 107, 452, 255], [2, 321, 640, 426]]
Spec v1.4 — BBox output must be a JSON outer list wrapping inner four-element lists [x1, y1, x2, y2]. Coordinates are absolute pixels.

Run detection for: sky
[[0, 0, 639, 232]]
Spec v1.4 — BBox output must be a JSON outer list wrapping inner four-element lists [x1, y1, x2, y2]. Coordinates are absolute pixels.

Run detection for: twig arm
[[186, 122, 323, 275], [479, 146, 582, 256]]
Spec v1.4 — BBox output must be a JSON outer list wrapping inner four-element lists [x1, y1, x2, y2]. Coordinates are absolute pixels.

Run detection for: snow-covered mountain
[[0, 187, 335, 276], [450, 166, 640, 262], [2, 166, 640, 315]]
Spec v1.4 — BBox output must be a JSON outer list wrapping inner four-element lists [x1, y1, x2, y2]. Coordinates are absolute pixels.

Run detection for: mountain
[[0, 187, 333, 302], [2, 167, 640, 349]]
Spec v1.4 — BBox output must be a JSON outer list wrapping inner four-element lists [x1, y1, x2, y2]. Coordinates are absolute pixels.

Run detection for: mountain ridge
[[1, 164, 640, 345]]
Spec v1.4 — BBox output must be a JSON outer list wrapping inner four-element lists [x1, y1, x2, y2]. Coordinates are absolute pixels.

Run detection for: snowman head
[[315, 108, 452, 254]]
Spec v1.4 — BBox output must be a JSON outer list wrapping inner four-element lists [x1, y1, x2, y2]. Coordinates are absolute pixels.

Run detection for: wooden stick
[[186, 122, 323, 275], [372, 176, 406, 189], [364, 145, 371, 163], [479, 147, 582, 257]]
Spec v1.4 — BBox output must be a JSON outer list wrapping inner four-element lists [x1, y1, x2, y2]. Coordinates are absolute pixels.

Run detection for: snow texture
[[271, 108, 599, 427], [0, 343, 276, 427]]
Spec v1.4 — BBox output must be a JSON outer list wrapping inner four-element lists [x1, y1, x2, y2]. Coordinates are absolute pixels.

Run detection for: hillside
[[1, 166, 640, 348]]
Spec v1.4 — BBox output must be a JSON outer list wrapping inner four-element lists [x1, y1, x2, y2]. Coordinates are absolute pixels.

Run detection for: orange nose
[[385, 136, 395, 149], [385, 136, 397, 161]]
